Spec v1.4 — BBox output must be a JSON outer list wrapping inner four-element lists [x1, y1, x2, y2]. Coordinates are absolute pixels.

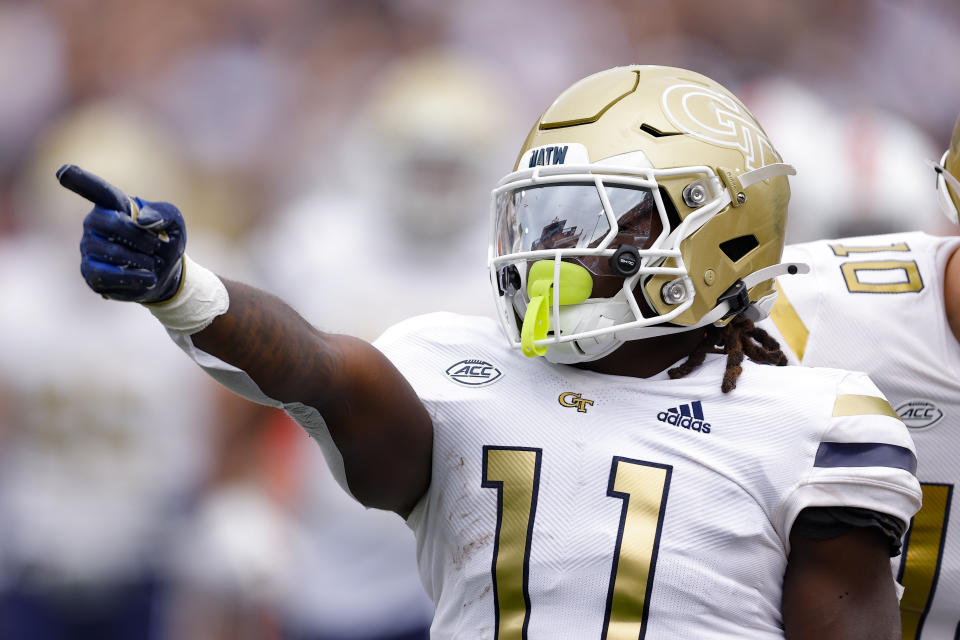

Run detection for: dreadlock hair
[[668, 314, 788, 393]]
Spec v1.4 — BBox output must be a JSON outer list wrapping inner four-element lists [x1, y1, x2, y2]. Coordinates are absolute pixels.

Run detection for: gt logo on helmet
[[661, 83, 779, 171]]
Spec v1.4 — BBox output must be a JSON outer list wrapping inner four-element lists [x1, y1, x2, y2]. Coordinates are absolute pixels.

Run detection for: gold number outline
[[602, 457, 673, 640], [896, 482, 954, 640], [482, 448, 673, 640], [829, 242, 910, 257], [828, 243, 924, 294], [840, 260, 924, 294], [481, 445, 543, 640]]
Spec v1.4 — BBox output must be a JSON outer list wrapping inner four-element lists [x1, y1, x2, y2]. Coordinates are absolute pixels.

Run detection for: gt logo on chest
[[558, 391, 595, 413]]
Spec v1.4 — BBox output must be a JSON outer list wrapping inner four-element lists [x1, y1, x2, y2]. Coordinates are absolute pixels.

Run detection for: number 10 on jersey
[[482, 446, 672, 639]]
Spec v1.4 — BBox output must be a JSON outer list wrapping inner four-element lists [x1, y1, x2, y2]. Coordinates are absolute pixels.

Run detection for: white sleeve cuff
[[777, 468, 922, 554], [146, 254, 229, 334]]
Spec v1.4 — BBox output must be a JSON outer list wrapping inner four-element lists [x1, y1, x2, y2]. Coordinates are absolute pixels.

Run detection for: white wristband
[[145, 255, 229, 334]]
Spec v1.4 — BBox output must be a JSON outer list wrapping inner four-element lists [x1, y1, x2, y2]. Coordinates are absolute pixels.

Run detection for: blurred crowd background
[[0, 0, 958, 638]]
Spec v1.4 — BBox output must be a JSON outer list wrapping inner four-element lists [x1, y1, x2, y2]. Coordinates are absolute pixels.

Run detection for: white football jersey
[[175, 311, 921, 639], [370, 313, 921, 639], [761, 232, 960, 640]]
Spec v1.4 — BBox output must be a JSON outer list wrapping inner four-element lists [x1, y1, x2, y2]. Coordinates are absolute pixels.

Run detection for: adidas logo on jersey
[[657, 401, 711, 434]]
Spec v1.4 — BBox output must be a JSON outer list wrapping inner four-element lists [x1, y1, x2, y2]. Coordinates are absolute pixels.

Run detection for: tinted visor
[[495, 183, 657, 275]]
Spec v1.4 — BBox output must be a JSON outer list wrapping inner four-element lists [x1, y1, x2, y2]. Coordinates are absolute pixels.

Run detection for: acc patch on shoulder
[[445, 359, 503, 387], [896, 399, 944, 430]]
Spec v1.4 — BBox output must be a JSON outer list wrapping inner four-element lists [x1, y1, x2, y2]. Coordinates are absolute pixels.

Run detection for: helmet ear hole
[[719, 235, 760, 262]]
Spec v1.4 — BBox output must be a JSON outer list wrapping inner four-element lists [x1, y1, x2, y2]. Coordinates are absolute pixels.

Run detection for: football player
[[74, 66, 921, 639], [762, 114, 960, 639], [0, 101, 216, 639]]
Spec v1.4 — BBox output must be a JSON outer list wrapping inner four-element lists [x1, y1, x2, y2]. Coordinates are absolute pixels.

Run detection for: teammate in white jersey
[[762, 115, 960, 640], [70, 66, 921, 639]]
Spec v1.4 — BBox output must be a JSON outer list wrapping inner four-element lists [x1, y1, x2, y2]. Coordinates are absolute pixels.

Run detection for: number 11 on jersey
[[604, 457, 672, 640], [482, 446, 672, 639]]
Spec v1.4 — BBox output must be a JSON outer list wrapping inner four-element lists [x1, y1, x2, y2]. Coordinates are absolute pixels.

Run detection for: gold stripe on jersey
[[832, 394, 900, 419], [829, 242, 910, 257], [899, 483, 953, 640], [769, 283, 809, 361]]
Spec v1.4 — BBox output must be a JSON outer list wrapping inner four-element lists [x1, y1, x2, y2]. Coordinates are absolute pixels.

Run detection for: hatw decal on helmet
[[528, 145, 568, 167], [519, 142, 591, 169]]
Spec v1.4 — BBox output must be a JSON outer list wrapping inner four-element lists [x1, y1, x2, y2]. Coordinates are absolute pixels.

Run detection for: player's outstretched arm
[[71, 167, 432, 516], [782, 525, 901, 640], [191, 279, 433, 515]]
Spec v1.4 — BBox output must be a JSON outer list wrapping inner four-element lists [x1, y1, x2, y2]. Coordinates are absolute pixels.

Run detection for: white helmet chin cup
[[541, 300, 628, 364], [542, 338, 622, 364]]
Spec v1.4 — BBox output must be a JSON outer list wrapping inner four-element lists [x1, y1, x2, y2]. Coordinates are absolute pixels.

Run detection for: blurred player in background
[[0, 99, 295, 640], [0, 102, 216, 640], [762, 114, 960, 639], [257, 49, 514, 336], [743, 77, 949, 243], [72, 65, 920, 638]]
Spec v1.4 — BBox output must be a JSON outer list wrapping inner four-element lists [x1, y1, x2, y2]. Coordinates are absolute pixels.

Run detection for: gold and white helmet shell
[[489, 65, 801, 363]]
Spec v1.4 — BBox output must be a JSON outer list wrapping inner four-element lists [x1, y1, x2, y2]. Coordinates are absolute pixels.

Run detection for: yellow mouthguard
[[520, 260, 593, 357]]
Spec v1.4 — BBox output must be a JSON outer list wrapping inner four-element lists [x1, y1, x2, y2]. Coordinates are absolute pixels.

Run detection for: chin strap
[[610, 260, 809, 344], [741, 163, 797, 188], [702, 261, 809, 327], [721, 163, 797, 207]]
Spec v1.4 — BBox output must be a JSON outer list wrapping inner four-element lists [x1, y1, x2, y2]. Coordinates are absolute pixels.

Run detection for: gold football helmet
[[489, 65, 803, 364], [931, 114, 960, 224]]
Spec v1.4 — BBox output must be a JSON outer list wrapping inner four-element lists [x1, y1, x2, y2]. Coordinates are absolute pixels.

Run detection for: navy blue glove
[[79, 198, 187, 302]]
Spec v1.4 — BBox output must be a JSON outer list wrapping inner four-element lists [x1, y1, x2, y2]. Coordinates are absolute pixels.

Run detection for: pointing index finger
[[56, 164, 132, 217]]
